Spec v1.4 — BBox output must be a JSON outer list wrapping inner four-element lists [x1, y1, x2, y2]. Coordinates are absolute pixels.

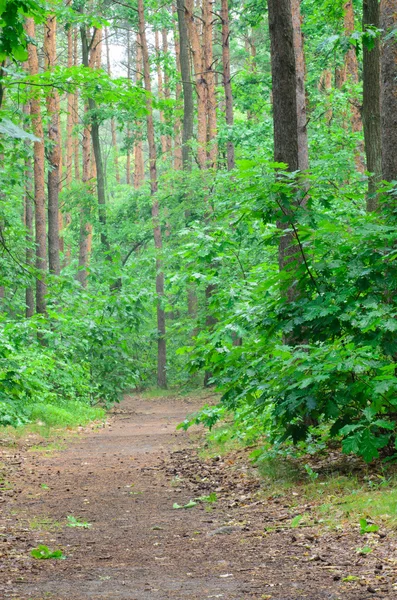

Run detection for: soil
[[1, 393, 397, 600]]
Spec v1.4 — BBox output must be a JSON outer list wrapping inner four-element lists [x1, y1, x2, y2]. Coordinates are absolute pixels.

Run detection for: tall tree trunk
[[177, 0, 194, 169], [44, 14, 61, 275], [343, 0, 365, 172], [105, 27, 120, 183], [203, 0, 217, 167], [173, 8, 183, 170], [138, 0, 167, 389], [134, 32, 145, 188], [268, 0, 308, 303], [26, 18, 47, 315], [66, 27, 74, 187], [380, 0, 397, 182], [80, 22, 110, 254], [363, 0, 382, 211], [291, 0, 309, 172], [126, 28, 132, 185], [73, 29, 80, 182], [186, 0, 208, 168], [77, 118, 93, 288], [220, 0, 235, 171], [155, 31, 167, 156], [23, 103, 34, 317]]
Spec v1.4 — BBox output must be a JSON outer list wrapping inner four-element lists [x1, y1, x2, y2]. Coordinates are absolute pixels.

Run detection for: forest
[[4, 1, 397, 598], [1, 0, 397, 468]]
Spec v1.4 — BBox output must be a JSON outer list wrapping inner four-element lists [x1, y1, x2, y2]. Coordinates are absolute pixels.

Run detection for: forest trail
[[1, 394, 393, 600]]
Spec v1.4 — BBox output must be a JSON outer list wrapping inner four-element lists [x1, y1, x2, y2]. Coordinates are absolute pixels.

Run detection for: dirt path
[[1, 394, 396, 599]]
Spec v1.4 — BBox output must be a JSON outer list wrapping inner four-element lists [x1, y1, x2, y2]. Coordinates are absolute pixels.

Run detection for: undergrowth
[[200, 419, 397, 530]]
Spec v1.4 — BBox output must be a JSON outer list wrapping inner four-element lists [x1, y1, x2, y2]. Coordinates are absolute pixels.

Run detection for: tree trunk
[[105, 27, 120, 183], [343, 0, 365, 172], [134, 32, 145, 188], [126, 28, 132, 185], [177, 0, 194, 169], [185, 0, 207, 168], [155, 30, 168, 156], [268, 0, 308, 303], [44, 14, 61, 276], [220, 0, 235, 171], [363, 0, 382, 211], [26, 18, 47, 315], [380, 0, 397, 182], [73, 29, 80, 182], [291, 0, 309, 172], [80, 22, 110, 254], [173, 10, 183, 170], [77, 117, 93, 288], [203, 0, 217, 167], [138, 0, 167, 389], [66, 27, 74, 187], [23, 103, 34, 317]]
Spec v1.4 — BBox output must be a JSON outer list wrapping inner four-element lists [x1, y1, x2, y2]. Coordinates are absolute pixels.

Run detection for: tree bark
[[23, 103, 34, 317], [177, 0, 194, 169], [26, 18, 47, 315], [155, 30, 167, 156], [268, 0, 299, 172], [173, 8, 183, 170], [44, 14, 61, 276], [134, 32, 145, 188], [380, 0, 397, 182], [363, 0, 382, 211], [343, 0, 365, 172], [73, 29, 80, 182], [185, 0, 208, 168], [220, 0, 235, 171], [268, 0, 309, 303], [66, 26, 74, 187], [77, 117, 93, 288], [203, 0, 217, 167], [126, 28, 132, 185], [291, 0, 309, 172], [138, 0, 167, 389]]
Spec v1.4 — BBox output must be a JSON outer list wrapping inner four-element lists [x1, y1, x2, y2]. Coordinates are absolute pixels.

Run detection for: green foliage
[[173, 500, 197, 509], [0, 0, 44, 62], [359, 518, 379, 535], [30, 545, 65, 560]]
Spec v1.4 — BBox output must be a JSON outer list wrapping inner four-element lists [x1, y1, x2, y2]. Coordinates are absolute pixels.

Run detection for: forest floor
[[1, 392, 397, 600]]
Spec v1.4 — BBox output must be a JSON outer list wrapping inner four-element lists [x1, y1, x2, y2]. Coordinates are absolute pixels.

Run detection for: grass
[[28, 441, 66, 455], [0, 400, 106, 445], [29, 516, 62, 531], [140, 386, 220, 401]]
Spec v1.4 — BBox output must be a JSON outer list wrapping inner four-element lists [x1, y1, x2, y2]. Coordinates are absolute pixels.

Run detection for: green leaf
[[30, 545, 65, 560], [291, 515, 304, 528], [66, 515, 91, 528], [11, 45, 28, 62], [173, 500, 197, 509]]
